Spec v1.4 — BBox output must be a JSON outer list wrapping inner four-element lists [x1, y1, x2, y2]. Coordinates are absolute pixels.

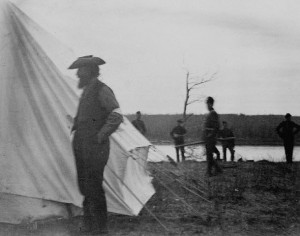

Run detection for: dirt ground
[[0, 161, 299, 236]]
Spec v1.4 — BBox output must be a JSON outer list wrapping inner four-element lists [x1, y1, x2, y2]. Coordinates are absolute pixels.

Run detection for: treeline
[[126, 114, 300, 145]]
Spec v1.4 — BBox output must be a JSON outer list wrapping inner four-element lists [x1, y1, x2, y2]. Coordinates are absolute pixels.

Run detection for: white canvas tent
[[0, 0, 156, 224]]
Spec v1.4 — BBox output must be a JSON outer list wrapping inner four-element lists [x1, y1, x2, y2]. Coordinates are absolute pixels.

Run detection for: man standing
[[132, 111, 147, 135], [170, 119, 187, 162], [69, 55, 123, 234], [203, 97, 222, 176], [219, 121, 235, 162], [276, 113, 300, 164]]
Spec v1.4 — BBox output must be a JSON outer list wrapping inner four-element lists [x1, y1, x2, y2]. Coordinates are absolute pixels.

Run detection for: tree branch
[[183, 67, 218, 120], [189, 80, 210, 90], [187, 99, 201, 105], [183, 113, 194, 122]]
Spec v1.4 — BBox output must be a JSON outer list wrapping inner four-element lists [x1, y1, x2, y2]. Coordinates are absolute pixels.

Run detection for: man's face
[[206, 102, 213, 110], [286, 116, 291, 122], [223, 123, 228, 129], [137, 113, 141, 120], [76, 67, 92, 89]]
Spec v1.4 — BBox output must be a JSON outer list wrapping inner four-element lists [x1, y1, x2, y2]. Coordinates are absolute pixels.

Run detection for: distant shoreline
[[127, 114, 300, 147]]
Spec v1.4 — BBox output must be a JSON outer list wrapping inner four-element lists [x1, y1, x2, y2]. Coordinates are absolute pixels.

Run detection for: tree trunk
[[183, 72, 189, 120]]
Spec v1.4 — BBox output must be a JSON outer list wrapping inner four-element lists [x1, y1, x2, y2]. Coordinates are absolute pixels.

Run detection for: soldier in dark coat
[[132, 111, 147, 135], [69, 55, 123, 234], [203, 97, 222, 176], [276, 113, 300, 163], [219, 121, 235, 162], [170, 119, 187, 162]]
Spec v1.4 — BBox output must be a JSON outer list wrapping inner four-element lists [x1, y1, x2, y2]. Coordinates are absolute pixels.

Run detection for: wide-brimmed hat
[[68, 55, 105, 69]]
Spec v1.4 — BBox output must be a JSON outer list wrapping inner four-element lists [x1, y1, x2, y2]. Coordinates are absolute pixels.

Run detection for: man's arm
[[276, 122, 283, 136], [181, 127, 187, 136], [214, 113, 220, 132], [66, 114, 77, 133], [141, 121, 147, 134], [132, 120, 138, 129], [170, 128, 175, 139], [97, 86, 123, 143], [293, 122, 300, 135], [206, 111, 219, 138], [218, 129, 223, 139]]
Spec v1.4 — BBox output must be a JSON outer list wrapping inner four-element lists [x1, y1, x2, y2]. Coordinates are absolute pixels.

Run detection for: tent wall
[[0, 1, 155, 223]]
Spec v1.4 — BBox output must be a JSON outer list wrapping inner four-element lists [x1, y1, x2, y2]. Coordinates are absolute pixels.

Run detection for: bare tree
[[183, 70, 217, 120]]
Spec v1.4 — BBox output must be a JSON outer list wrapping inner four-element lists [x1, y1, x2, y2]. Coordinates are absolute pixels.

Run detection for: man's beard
[[78, 77, 89, 89]]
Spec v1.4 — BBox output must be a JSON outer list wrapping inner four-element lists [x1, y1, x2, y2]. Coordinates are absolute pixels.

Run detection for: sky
[[12, 0, 300, 115]]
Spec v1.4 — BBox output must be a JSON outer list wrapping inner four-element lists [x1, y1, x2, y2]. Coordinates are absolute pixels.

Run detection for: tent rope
[[105, 165, 170, 232], [150, 146, 177, 162], [136, 155, 210, 201], [149, 147, 209, 189], [150, 173, 209, 218], [149, 166, 211, 203], [151, 158, 208, 190], [127, 155, 212, 214], [103, 179, 137, 215]]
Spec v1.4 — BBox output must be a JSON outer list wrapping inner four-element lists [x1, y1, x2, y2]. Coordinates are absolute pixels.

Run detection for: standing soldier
[[170, 119, 187, 162], [276, 113, 300, 164], [69, 55, 123, 234], [219, 121, 235, 162], [132, 111, 147, 135], [203, 97, 222, 176]]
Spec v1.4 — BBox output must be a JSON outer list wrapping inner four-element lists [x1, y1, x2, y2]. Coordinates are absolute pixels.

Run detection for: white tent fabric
[[0, 1, 155, 224]]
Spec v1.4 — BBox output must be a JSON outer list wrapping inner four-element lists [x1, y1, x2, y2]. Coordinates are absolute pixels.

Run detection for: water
[[149, 145, 300, 162]]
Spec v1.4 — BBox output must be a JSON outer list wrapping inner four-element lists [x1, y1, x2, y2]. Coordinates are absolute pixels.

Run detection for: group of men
[[170, 109, 235, 164], [68, 55, 299, 234], [170, 96, 300, 176]]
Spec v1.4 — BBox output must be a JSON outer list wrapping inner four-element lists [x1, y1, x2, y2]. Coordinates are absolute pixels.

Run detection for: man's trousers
[[206, 141, 222, 176], [72, 133, 109, 230], [283, 139, 294, 164], [175, 145, 185, 162], [222, 144, 235, 161]]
